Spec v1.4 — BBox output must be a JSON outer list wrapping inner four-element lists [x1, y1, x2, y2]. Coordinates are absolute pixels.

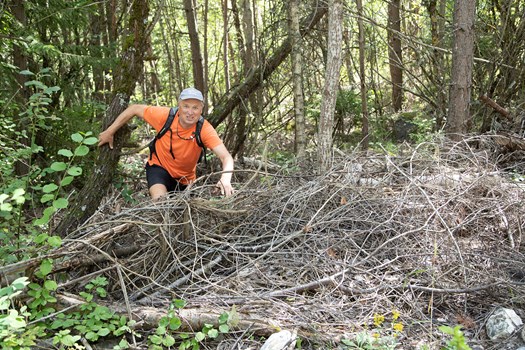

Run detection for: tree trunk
[[425, 0, 447, 129], [55, 0, 150, 236], [289, 0, 306, 160], [222, 0, 231, 91], [208, 4, 328, 127], [357, 0, 369, 150], [318, 0, 343, 172], [203, 0, 210, 111], [388, 0, 403, 112], [183, 0, 205, 92], [9, 0, 31, 177], [446, 0, 476, 140]]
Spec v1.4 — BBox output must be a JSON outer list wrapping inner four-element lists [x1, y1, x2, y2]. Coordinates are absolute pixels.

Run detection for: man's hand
[[215, 180, 234, 197], [98, 130, 115, 149]]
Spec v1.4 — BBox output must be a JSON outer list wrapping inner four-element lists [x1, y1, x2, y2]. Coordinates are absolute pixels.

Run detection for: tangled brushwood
[[7, 134, 525, 349]]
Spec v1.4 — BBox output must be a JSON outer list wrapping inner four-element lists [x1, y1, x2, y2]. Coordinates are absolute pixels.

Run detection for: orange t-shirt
[[143, 106, 223, 184]]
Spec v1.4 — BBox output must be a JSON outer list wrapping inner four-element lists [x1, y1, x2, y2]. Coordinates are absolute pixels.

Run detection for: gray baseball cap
[[179, 87, 204, 102]]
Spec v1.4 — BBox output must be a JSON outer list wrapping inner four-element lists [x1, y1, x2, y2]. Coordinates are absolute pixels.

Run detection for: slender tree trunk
[[55, 0, 150, 236], [183, 0, 205, 92], [343, 29, 355, 86], [203, 0, 209, 111], [289, 0, 306, 159], [318, 0, 343, 172], [425, 0, 447, 129], [388, 0, 403, 112], [9, 0, 30, 177], [226, 0, 248, 157], [222, 0, 231, 91], [357, 0, 369, 150], [241, 0, 261, 156], [446, 0, 476, 140]]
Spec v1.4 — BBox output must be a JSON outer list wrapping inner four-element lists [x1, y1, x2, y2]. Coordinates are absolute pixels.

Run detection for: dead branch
[[16, 135, 525, 348], [479, 94, 512, 120]]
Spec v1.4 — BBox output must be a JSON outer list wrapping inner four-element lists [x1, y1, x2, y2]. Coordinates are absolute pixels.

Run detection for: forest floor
[[48, 134, 525, 349]]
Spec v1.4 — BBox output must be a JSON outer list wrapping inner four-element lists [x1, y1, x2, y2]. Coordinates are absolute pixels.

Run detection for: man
[[98, 87, 234, 200]]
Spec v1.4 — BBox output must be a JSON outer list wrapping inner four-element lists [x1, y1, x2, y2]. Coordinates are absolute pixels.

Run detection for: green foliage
[[148, 300, 236, 350], [0, 277, 41, 350], [439, 325, 472, 350], [48, 276, 136, 345], [32, 130, 98, 226], [0, 69, 97, 265], [26, 259, 58, 320]]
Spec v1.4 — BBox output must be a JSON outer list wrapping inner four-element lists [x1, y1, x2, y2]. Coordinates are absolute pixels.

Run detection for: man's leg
[[149, 183, 168, 200], [146, 164, 174, 200]]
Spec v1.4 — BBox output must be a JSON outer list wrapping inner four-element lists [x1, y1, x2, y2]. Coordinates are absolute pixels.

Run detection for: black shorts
[[145, 164, 187, 193]]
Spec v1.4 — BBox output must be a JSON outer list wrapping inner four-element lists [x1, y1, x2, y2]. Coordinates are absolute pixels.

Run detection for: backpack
[[148, 107, 207, 164]]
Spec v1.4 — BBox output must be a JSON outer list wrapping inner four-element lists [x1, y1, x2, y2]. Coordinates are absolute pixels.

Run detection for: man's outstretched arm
[[211, 143, 235, 196], [98, 104, 148, 149]]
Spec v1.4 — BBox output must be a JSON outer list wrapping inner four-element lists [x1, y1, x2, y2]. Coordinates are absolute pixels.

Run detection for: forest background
[[1, 0, 525, 349]]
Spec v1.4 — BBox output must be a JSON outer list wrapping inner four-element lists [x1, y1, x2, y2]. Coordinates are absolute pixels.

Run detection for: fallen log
[[1, 223, 134, 286]]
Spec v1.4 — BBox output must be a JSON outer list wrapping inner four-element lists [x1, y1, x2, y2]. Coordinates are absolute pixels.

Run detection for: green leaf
[[1, 202, 13, 212], [42, 183, 59, 193], [53, 198, 69, 209], [44, 86, 61, 93], [195, 332, 205, 342], [0, 193, 9, 203], [173, 299, 186, 309], [159, 316, 169, 327], [155, 326, 167, 336], [58, 149, 73, 158], [12, 188, 25, 203], [149, 335, 162, 345], [208, 328, 219, 338], [47, 235, 62, 248], [34, 206, 56, 226], [169, 316, 182, 330], [82, 137, 98, 145], [74, 145, 89, 156], [20, 70, 34, 76], [98, 328, 110, 336], [71, 133, 83, 143], [11, 277, 29, 290], [50, 161, 67, 171], [162, 335, 176, 347], [85, 331, 97, 341], [218, 312, 229, 324], [40, 259, 53, 276], [218, 324, 229, 333], [44, 280, 58, 291], [67, 167, 82, 176], [40, 194, 54, 203], [34, 233, 48, 244], [25, 80, 46, 88], [60, 176, 74, 186]]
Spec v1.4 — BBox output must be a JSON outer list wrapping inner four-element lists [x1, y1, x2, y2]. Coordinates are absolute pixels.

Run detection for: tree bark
[[357, 0, 369, 150], [388, 0, 403, 112], [183, 0, 205, 93], [446, 0, 476, 140], [424, 0, 446, 128], [318, 0, 343, 172], [55, 1, 150, 236], [207, 4, 328, 127], [289, 0, 306, 160], [9, 0, 31, 177]]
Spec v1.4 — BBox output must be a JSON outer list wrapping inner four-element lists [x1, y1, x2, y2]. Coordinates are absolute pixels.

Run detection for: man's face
[[179, 99, 204, 127]]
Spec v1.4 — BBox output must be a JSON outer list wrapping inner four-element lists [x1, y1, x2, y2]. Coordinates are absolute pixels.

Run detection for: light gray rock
[[486, 307, 523, 340], [260, 330, 294, 350]]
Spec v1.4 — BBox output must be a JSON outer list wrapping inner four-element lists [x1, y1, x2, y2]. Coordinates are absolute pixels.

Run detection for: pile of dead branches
[[5, 134, 525, 349]]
